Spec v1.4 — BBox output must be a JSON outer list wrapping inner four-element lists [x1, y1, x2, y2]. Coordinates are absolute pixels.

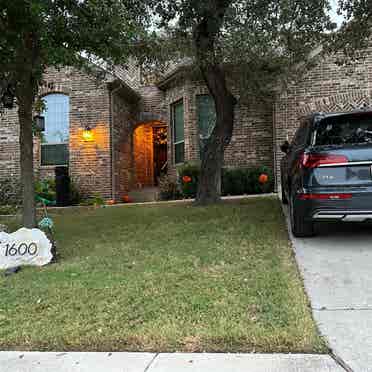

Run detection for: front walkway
[[284, 207, 372, 372], [0, 352, 343, 372]]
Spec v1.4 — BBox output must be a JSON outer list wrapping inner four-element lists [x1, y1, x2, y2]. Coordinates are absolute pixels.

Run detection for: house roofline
[[156, 63, 195, 90], [107, 79, 141, 104]]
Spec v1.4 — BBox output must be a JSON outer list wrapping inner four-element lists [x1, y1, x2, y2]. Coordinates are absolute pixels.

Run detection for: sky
[[330, 0, 345, 27]]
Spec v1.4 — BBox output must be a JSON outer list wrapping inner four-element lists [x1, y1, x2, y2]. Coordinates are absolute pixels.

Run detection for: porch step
[[128, 187, 160, 203]]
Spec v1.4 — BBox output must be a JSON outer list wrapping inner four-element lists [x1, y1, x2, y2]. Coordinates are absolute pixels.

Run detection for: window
[[172, 100, 184, 164], [196, 95, 216, 157], [41, 94, 69, 166], [315, 115, 372, 146]]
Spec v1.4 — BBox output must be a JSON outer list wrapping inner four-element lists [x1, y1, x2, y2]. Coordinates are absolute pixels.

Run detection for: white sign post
[[0, 228, 53, 270]]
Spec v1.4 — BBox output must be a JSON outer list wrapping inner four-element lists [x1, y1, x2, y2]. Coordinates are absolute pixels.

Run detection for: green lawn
[[0, 197, 326, 352]]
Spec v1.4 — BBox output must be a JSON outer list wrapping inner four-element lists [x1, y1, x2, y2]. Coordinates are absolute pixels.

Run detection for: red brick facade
[[2, 49, 372, 199], [274, 47, 372, 187], [159, 76, 274, 178]]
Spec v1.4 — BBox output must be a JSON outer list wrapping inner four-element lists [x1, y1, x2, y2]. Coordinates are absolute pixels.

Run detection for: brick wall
[[42, 67, 113, 199], [0, 66, 113, 199], [137, 85, 167, 123], [160, 77, 274, 179], [274, 48, 372, 187], [0, 106, 21, 180], [111, 89, 138, 200], [7, 52, 372, 200]]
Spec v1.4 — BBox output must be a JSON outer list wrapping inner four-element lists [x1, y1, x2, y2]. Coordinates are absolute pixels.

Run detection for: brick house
[[1, 47, 372, 201]]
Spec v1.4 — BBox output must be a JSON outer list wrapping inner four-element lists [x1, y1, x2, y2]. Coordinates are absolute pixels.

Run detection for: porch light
[[34, 115, 45, 131], [82, 125, 94, 142]]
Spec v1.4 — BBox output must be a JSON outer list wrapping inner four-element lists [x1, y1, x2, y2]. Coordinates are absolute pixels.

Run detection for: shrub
[[246, 166, 273, 194], [222, 166, 274, 196], [0, 178, 22, 206], [35, 177, 85, 206], [70, 180, 84, 205], [178, 162, 200, 198], [35, 179, 56, 204], [0, 205, 18, 215], [80, 194, 105, 206], [159, 175, 181, 201], [175, 163, 273, 198], [221, 168, 246, 195]]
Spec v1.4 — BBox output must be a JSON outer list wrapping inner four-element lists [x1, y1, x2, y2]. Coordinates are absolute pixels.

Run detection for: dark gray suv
[[280, 110, 372, 237]]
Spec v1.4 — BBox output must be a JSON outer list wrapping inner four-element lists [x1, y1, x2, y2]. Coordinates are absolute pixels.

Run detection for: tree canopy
[[0, 0, 149, 107], [0, 0, 150, 226]]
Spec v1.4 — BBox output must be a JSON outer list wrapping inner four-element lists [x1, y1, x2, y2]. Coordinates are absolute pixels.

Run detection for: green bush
[[178, 162, 200, 198], [0, 178, 22, 206], [80, 194, 105, 206], [176, 163, 273, 198], [35, 179, 56, 204], [35, 177, 84, 206], [221, 168, 246, 195], [0, 205, 18, 215], [70, 180, 84, 205], [222, 166, 273, 196]]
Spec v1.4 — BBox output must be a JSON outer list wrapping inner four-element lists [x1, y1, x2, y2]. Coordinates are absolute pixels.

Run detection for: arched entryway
[[133, 121, 167, 189]]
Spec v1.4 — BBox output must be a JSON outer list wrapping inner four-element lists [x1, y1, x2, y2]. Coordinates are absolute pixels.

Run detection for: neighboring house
[[1, 47, 372, 201]]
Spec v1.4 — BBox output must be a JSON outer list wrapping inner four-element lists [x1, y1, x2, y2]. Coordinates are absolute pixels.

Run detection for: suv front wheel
[[289, 194, 315, 238]]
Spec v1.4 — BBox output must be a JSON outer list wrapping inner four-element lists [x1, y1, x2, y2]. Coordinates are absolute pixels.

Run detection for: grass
[[0, 197, 326, 353]]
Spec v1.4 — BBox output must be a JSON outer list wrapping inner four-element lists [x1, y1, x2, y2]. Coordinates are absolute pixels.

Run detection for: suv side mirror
[[280, 141, 291, 154]]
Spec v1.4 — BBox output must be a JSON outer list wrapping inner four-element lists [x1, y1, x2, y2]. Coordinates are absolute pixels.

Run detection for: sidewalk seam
[[143, 353, 159, 372], [330, 352, 354, 372]]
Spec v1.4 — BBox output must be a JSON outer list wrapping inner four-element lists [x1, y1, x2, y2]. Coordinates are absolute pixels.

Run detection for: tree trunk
[[196, 65, 236, 204], [18, 88, 36, 228], [193, 1, 237, 204], [14, 31, 40, 228]]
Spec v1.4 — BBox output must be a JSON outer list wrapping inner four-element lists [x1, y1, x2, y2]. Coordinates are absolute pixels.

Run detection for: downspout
[[109, 85, 122, 201], [272, 96, 278, 192]]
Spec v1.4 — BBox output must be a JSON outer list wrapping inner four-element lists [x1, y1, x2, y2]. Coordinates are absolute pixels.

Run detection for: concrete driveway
[[286, 209, 372, 372]]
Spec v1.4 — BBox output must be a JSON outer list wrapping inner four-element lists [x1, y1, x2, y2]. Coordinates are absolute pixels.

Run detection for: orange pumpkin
[[258, 173, 269, 184], [122, 195, 131, 203], [182, 175, 192, 183]]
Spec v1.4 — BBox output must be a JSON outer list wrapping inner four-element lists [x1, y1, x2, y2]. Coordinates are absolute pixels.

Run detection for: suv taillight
[[299, 153, 348, 168]]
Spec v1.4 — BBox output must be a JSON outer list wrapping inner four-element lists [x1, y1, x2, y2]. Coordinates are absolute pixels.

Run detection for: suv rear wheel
[[289, 194, 314, 237]]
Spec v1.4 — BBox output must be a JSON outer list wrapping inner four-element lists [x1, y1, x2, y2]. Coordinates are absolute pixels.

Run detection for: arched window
[[41, 94, 69, 166]]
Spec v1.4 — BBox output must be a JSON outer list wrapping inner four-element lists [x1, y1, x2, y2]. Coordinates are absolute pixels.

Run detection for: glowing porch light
[[82, 126, 94, 142]]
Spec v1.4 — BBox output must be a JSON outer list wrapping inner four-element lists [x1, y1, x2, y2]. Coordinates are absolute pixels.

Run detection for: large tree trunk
[[196, 65, 236, 204], [193, 1, 237, 204], [18, 88, 36, 228], [14, 32, 40, 228]]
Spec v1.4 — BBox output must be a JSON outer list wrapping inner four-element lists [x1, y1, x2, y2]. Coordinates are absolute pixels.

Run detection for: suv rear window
[[315, 114, 372, 146]]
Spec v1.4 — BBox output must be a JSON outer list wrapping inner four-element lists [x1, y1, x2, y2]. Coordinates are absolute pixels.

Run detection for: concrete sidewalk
[[0, 352, 344, 372]]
